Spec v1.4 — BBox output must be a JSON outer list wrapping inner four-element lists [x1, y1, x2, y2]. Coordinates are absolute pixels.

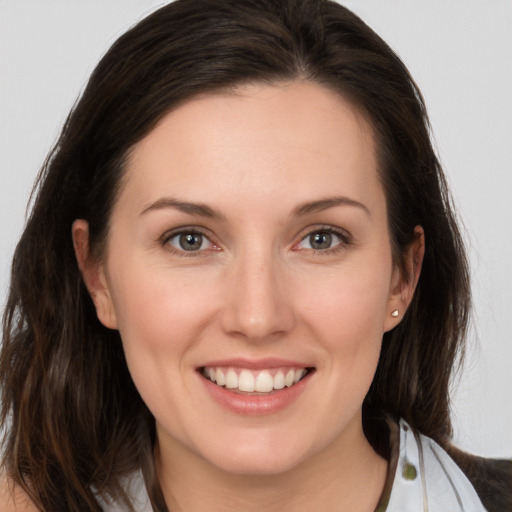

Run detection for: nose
[[220, 248, 295, 341]]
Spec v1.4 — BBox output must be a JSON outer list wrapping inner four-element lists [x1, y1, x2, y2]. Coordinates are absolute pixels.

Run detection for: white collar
[[382, 419, 487, 511]]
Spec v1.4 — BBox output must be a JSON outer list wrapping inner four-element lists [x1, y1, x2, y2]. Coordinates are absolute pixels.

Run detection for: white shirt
[[381, 419, 487, 512]]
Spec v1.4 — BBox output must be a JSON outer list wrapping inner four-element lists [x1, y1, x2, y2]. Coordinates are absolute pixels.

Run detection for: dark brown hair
[[2, 0, 508, 510]]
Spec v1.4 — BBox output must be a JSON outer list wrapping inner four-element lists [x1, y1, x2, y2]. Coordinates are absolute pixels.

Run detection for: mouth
[[199, 366, 315, 395]]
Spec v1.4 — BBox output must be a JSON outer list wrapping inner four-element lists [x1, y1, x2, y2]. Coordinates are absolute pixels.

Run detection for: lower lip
[[199, 370, 313, 416]]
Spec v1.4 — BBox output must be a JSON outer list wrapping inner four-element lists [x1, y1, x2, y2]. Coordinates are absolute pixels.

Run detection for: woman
[[1, 0, 510, 510]]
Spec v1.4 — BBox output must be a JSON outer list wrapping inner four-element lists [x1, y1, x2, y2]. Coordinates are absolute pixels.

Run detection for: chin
[[210, 450, 308, 477], [194, 429, 316, 477]]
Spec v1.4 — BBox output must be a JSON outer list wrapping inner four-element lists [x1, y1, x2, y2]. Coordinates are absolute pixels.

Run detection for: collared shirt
[[377, 419, 487, 511]]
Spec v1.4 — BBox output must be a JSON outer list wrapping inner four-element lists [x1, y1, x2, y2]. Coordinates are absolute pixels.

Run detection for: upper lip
[[198, 357, 314, 370]]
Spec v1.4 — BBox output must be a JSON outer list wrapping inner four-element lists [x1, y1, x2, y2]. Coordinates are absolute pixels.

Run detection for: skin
[[70, 81, 423, 511], [0, 478, 36, 512]]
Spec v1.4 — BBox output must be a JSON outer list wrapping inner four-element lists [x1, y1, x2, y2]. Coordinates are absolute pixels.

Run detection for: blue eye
[[167, 232, 211, 252]]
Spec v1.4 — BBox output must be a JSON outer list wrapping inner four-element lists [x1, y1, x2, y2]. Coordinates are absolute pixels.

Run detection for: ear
[[384, 226, 425, 332], [72, 219, 118, 329]]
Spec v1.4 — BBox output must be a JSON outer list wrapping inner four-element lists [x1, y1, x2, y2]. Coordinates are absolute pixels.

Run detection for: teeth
[[204, 366, 309, 393], [225, 369, 238, 389], [239, 370, 255, 392], [215, 368, 226, 386], [255, 371, 274, 392], [285, 369, 294, 387], [274, 371, 285, 389], [294, 369, 304, 383]]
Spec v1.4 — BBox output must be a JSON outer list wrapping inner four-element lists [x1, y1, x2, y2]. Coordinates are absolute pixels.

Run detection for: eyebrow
[[140, 198, 225, 219], [140, 195, 370, 219], [292, 196, 370, 217]]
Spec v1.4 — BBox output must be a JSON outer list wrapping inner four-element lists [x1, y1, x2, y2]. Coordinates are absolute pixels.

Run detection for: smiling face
[[74, 81, 415, 478]]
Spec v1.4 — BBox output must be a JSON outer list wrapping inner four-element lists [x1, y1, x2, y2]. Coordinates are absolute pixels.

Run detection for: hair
[[1, 0, 509, 511]]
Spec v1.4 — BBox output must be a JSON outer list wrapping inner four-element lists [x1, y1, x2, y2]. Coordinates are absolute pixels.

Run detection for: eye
[[166, 231, 212, 252], [296, 228, 349, 252]]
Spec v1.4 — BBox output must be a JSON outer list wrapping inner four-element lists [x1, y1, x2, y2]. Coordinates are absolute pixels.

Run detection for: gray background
[[1, 1, 511, 457]]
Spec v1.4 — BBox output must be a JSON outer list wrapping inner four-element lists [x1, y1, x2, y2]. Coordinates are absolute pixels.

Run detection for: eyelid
[[294, 225, 352, 252], [158, 224, 352, 256], [160, 226, 220, 256]]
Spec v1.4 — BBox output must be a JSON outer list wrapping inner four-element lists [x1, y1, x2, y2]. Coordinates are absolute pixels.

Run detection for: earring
[[391, 309, 399, 317]]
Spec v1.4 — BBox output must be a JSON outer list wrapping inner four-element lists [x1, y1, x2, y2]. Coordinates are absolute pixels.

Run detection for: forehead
[[121, 81, 383, 217]]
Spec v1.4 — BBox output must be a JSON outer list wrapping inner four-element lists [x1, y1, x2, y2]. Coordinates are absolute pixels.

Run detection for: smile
[[201, 366, 310, 394]]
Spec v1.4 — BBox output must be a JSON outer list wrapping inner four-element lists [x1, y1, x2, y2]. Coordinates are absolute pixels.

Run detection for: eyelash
[[295, 226, 352, 255], [161, 228, 218, 257], [160, 226, 352, 257]]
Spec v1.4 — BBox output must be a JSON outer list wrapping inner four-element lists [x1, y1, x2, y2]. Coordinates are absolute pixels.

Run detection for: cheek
[[105, 259, 221, 422], [105, 259, 222, 407], [302, 263, 390, 333], [276, 257, 393, 448], [295, 257, 392, 376], [110, 259, 216, 343]]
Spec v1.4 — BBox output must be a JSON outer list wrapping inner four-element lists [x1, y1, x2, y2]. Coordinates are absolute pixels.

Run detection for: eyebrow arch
[[293, 196, 370, 217], [140, 197, 225, 219]]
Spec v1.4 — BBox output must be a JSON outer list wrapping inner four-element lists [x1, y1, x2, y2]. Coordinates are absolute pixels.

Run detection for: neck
[[155, 416, 388, 512]]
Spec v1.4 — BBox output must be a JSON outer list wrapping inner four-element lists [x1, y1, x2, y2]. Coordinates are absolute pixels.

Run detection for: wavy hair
[[2, 0, 491, 510]]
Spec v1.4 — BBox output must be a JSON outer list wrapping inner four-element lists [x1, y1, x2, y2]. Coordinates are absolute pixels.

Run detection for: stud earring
[[391, 309, 399, 317]]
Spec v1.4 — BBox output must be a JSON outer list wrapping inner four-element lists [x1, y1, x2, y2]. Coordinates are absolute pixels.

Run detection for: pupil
[[311, 232, 332, 250], [179, 233, 202, 251]]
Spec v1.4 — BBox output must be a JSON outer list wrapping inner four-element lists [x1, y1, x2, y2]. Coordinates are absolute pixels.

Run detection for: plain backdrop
[[1, 1, 511, 458]]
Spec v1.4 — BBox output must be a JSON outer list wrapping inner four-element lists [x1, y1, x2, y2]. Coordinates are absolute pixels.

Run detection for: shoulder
[[386, 419, 488, 511], [447, 445, 512, 512], [407, 422, 512, 512], [0, 476, 38, 512]]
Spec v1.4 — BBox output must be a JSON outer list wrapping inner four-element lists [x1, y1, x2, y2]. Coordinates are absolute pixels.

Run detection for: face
[[75, 82, 414, 476]]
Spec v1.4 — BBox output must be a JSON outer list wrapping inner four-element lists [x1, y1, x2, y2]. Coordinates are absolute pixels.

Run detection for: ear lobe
[[384, 226, 425, 332], [72, 219, 118, 329]]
